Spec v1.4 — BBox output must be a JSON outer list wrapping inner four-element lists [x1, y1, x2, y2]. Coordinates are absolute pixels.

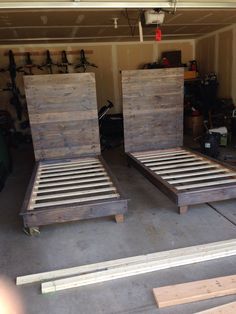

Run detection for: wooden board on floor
[[24, 73, 100, 161], [16, 239, 236, 286], [122, 68, 184, 153], [195, 301, 236, 314], [153, 275, 236, 308]]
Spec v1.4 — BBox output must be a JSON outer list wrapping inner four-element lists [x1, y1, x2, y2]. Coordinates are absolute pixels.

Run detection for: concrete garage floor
[[0, 144, 236, 314]]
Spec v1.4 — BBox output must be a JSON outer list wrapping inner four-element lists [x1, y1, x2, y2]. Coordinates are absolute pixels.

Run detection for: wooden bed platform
[[21, 73, 127, 234], [122, 68, 236, 214]]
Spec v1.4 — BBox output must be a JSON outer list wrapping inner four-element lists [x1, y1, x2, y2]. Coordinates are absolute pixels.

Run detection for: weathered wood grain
[[122, 68, 184, 153], [24, 73, 100, 161]]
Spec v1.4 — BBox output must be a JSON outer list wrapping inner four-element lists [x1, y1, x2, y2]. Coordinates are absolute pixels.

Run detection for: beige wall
[[0, 40, 194, 122], [196, 25, 236, 101]]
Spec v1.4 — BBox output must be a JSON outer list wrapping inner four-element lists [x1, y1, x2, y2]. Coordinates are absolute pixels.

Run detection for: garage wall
[[196, 25, 236, 102], [0, 39, 194, 121]]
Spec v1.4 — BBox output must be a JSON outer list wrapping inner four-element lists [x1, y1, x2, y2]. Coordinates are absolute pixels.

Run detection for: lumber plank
[[153, 275, 236, 308], [146, 157, 200, 167], [31, 193, 120, 209], [35, 172, 107, 183], [16, 239, 236, 286], [176, 179, 236, 190], [195, 301, 236, 314], [35, 176, 110, 189], [41, 244, 236, 293], [133, 150, 184, 159], [136, 152, 188, 160], [156, 165, 217, 175], [168, 173, 236, 184], [32, 187, 116, 201], [152, 161, 209, 171], [39, 159, 99, 169], [39, 167, 104, 178], [39, 164, 101, 173], [162, 169, 225, 179], [33, 182, 112, 194], [139, 154, 193, 162]]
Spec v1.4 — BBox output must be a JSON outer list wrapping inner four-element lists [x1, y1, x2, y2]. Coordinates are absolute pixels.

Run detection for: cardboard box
[[184, 115, 204, 138]]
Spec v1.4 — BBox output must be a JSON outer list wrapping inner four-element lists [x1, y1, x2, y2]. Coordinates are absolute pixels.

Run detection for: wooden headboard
[[122, 68, 184, 153], [24, 73, 100, 161]]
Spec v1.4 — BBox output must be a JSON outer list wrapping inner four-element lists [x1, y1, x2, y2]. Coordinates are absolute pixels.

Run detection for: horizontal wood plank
[[34, 182, 112, 194], [162, 169, 225, 179], [153, 275, 236, 308], [156, 165, 217, 175], [32, 194, 120, 209], [176, 179, 236, 190], [32, 187, 116, 201], [41, 242, 236, 294], [16, 239, 236, 286], [168, 173, 236, 184], [195, 301, 236, 314]]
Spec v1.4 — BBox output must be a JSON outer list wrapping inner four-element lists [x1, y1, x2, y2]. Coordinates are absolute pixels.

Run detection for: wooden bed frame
[[122, 68, 236, 214], [21, 73, 127, 234]]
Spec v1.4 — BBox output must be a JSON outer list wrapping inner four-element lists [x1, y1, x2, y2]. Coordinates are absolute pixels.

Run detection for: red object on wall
[[155, 28, 162, 41]]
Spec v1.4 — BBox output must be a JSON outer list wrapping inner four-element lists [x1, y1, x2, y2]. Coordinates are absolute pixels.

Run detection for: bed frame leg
[[178, 206, 188, 214], [115, 214, 124, 223], [23, 227, 40, 236]]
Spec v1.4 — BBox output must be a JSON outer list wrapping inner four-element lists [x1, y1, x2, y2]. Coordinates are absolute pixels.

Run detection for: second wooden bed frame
[[122, 68, 236, 214]]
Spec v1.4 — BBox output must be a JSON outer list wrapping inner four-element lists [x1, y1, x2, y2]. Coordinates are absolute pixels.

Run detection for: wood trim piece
[[153, 275, 236, 308], [39, 164, 102, 174], [39, 167, 104, 178], [41, 241, 236, 294], [195, 301, 236, 314], [168, 173, 236, 184], [152, 161, 209, 171], [146, 157, 200, 167], [140, 154, 194, 162], [35, 171, 107, 183], [133, 149, 184, 158], [39, 159, 100, 169], [162, 169, 225, 179], [32, 187, 117, 201], [33, 182, 112, 194], [176, 179, 236, 190], [34, 176, 109, 188], [16, 239, 236, 286], [156, 165, 217, 175], [32, 193, 120, 209]]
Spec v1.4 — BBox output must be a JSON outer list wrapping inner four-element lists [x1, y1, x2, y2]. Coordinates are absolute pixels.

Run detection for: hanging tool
[[23, 52, 43, 75], [74, 49, 98, 73], [57, 50, 72, 74], [0, 50, 25, 120], [41, 50, 57, 74]]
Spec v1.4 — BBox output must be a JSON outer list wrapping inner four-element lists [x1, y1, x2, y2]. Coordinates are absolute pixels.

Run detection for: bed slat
[[145, 157, 200, 167], [32, 187, 117, 201], [176, 179, 236, 190], [162, 169, 226, 179], [31, 193, 120, 209], [39, 167, 104, 178], [152, 161, 209, 171], [168, 173, 236, 184], [34, 182, 112, 194]]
